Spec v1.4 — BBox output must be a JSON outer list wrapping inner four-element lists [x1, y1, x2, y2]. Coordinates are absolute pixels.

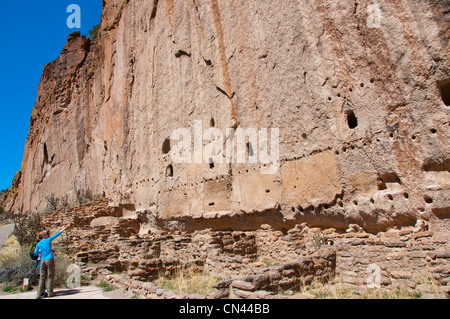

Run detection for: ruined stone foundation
[[43, 199, 450, 298]]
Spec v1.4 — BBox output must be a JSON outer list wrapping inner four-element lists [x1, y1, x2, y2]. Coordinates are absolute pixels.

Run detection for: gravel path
[[0, 286, 114, 299], [0, 223, 14, 250]]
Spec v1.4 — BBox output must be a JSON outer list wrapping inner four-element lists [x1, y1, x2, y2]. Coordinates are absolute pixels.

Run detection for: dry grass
[[152, 262, 441, 299], [415, 266, 441, 297], [155, 266, 223, 296], [305, 284, 421, 299], [0, 235, 21, 260], [0, 235, 40, 286], [300, 276, 426, 299]]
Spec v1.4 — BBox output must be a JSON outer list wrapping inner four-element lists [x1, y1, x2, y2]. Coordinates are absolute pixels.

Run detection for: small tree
[[59, 194, 69, 209], [45, 194, 60, 212], [13, 213, 44, 248], [89, 24, 100, 41], [75, 189, 93, 205]]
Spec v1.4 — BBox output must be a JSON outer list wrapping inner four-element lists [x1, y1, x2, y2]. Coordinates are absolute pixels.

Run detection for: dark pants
[[37, 259, 55, 298]]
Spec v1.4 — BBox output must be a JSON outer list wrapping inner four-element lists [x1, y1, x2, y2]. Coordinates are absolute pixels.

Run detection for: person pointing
[[34, 225, 69, 299]]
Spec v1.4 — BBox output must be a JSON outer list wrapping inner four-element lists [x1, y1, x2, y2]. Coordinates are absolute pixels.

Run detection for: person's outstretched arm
[[48, 231, 61, 242], [48, 225, 70, 242]]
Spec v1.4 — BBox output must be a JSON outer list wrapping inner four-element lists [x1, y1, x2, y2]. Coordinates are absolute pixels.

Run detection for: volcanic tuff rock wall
[[9, 0, 450, 233]]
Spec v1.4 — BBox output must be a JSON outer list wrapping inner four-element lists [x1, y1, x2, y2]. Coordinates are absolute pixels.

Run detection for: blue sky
[[0, 1, 102, 191]]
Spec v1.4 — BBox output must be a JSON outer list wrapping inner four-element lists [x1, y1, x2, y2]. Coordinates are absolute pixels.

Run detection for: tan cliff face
[[7, 0, 450, 234]]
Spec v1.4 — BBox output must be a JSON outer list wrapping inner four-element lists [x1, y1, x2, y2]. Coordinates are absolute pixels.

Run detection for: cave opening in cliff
[[43, 142, 49, 165], [346, 110, 358, 129], [437, 79, 450, 106], [162, 138, 171, 154]]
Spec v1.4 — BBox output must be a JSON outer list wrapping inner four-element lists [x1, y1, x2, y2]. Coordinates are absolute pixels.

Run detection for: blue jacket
[[34, 232, 61, 261]]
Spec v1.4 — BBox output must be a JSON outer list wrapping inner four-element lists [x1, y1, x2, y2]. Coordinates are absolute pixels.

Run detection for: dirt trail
[[0, 285, 133, 299], [0, 224, 14, 250]]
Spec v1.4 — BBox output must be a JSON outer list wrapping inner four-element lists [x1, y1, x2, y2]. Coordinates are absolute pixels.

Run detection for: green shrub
[[97, 280, 114, 292], [2, 285, 17, 293], [89, 24, 100, 41]]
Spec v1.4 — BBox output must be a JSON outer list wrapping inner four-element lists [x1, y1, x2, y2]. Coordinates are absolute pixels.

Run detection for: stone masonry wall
[[41, 199, 450, 298]]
